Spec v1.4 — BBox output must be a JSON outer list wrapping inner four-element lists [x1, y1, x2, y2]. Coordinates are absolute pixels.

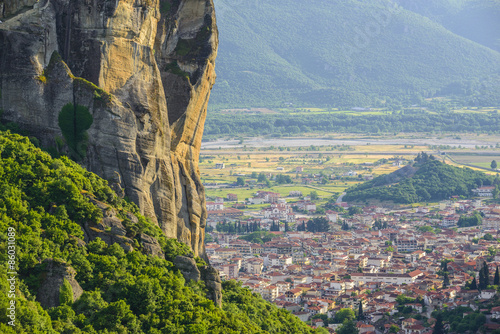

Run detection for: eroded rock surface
[[0, 0, 217, 258], [36, 259, 84, 309], [174, 255, 201, 282], [173, 256, 222, 307], [200, 264, 222, 307]]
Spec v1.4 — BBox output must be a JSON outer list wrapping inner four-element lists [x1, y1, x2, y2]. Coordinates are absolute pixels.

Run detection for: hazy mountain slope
[[211, 0, 500, 107], [396, 0, 500, 52]]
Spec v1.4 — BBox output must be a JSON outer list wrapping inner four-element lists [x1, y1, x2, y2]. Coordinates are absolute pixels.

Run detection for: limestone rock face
[[0, 0, 217, 258], [173, 255, 201, 282], [173, 256, 222, 307], [200, 265, 222, 307], [36, 259, 84, 309]]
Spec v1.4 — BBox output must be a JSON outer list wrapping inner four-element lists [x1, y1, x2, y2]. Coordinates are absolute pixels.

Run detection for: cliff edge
[[0, 0, 217, 258]]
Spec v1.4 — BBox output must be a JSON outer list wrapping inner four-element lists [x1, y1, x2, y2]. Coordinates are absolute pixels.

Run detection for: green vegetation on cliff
[[211, 0, 500, 107], [0, 131, 315, 333], [344, 154, 496, 203], [58, 103, 93, 161]]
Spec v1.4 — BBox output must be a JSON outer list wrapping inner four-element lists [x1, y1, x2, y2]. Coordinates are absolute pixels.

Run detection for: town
[[205, 185, 500, 333]]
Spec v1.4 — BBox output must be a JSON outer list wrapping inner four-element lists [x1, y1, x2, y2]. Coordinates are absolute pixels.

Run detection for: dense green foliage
[[344, 158, 493, 203], [336, 320, 359, 334], [433, 307, 486, 333], [211, 0, 500, 107], [238, 231, 281, 244], [58, 103, 93, 160], [222, 280, 316, 333], [305, 218, 330, 233], [204, 110, 500, 137], [333, 308, 356, 324], [457, 212, 483, 227], [216, 221, 262, 234], [59, 279, 73, 306], [0, 131, 315, 333]]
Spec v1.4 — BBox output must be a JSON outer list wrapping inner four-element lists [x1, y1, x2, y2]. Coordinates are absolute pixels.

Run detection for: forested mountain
[[344, 154, 498, 204], [396, 0, 500, 52], [0, 131, 316, 333], [210, 0, 500, 107]]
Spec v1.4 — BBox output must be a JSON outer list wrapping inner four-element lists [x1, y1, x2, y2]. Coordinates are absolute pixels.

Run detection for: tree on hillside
[[492, 160, 498, 170], [442, 273, 449, 288], [478, 262, 490, 290], [494, 266, 499, 285], [357, 302, 364, 320], [479, 270, 486, 290], [457, 212, 482, 228], [441, 259, 452, 272], [341, 220, 350, 231], [337, 320, 359, 334], [483, 261, 490, 287], [306, 217, 330, 232], [470, 277, 478, 290], [348, 206, 363, 216], [415, 152, 435, 164], [59, 279, 74, 306], [389, 325, 400, 333], [433, 313, 446, 334], [334, 308, 355, 323]]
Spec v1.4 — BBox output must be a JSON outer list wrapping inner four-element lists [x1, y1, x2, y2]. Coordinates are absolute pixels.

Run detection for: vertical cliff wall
[[0, 0, 217, 258]]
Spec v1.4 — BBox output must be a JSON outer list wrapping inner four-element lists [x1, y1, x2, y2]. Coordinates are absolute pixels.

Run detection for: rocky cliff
[[0, 0, 217, 258]]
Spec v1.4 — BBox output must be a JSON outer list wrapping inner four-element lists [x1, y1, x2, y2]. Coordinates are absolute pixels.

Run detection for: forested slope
[[344, 154, 498, 204], [0, 131, 315, 334]]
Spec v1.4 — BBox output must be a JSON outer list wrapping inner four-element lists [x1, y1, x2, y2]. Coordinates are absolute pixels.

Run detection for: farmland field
[[200, 133, 500, 203]]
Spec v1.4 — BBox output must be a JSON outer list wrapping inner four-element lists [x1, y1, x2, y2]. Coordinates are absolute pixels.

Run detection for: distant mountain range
[[210, 0, 500, 108]]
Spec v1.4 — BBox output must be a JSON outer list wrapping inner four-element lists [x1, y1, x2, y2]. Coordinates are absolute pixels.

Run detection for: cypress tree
[[442, 261, 448, 272], [470, 277, 478, 290], [442, 273, 449, 288], [483, 261, 490, 287], [433, 313, 445, 334], [494, 266, 500, 285], [479, 270, 486, 290], [357, 301, 364, 320]]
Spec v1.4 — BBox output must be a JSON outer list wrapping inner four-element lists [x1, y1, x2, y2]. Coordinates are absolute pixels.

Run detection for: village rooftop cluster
[[205, 188, 500, 333]]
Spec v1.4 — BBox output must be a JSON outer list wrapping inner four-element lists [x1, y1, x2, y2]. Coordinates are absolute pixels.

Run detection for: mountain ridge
[[210, 0, 500, 107]]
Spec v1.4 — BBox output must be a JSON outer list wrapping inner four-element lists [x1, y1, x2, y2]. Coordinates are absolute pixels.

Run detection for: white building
[[350, 270, 423, 285], [472, 186, 495, 197]]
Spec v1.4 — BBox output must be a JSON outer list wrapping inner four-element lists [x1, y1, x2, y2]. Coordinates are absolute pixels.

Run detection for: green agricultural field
[[205, 184, 344, 202], [201, 137, 500, 205]]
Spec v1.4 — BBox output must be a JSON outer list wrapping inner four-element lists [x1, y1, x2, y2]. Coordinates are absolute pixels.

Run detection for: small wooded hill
[[0, 131, 315, 334], [344, 155, 498, 204]]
